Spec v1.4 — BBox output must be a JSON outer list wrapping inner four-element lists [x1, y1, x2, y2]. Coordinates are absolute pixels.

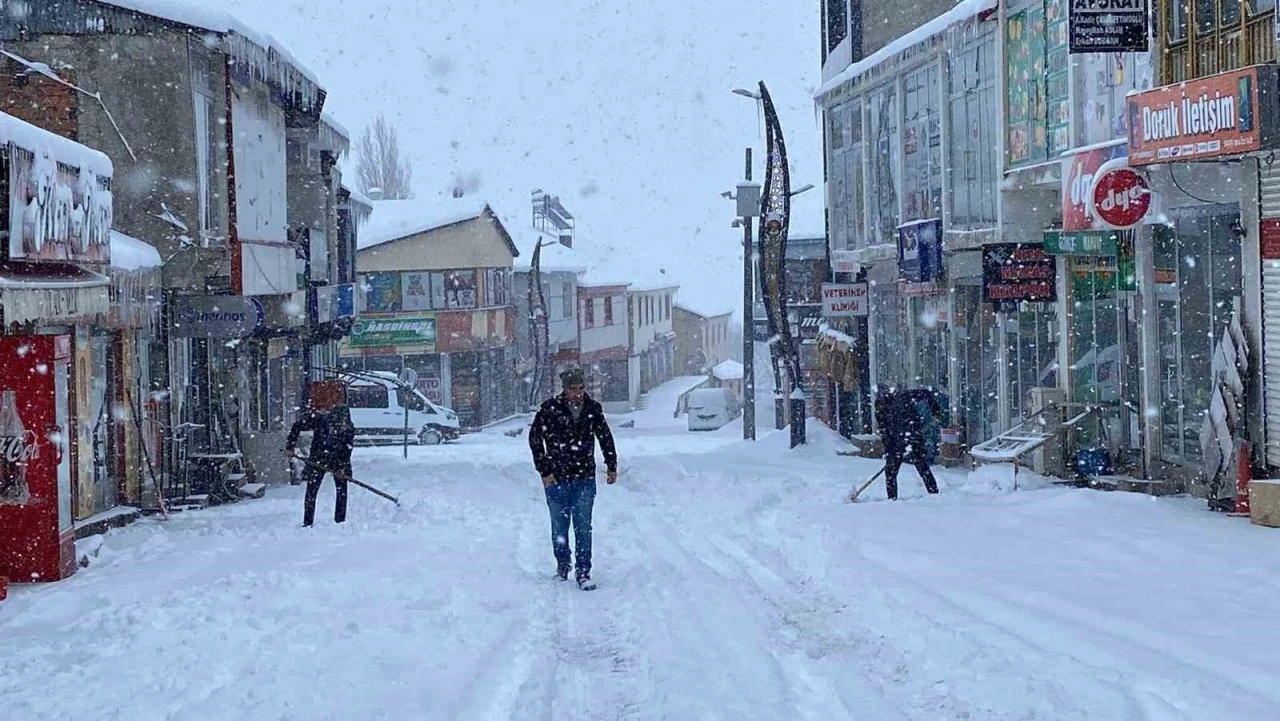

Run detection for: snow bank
[[815, 0, 997, 99]]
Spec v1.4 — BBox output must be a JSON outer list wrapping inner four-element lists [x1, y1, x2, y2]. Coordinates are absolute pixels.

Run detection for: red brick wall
[[0, 58, 79, 140]]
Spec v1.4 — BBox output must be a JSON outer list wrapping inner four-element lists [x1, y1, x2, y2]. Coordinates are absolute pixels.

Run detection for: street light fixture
[[732, 88, 762, 100], [790, 183, 815, 197]]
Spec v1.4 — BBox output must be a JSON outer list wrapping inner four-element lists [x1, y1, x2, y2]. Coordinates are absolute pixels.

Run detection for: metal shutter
[[1260, 164, 1280, 467]]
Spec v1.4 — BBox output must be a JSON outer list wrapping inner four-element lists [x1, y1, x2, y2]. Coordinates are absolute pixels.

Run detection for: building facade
[[627, 284, 679, 402], [578, 281, 631, 411], [674, 304, 734, 376], [0, 1, 346, 505], [816, 0, 1280, 500], [351, 201, 520, 428]]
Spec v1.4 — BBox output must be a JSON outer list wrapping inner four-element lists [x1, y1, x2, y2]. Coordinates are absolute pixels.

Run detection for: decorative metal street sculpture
[[527, 241, 551, 409], [756, 81, 805, 446]]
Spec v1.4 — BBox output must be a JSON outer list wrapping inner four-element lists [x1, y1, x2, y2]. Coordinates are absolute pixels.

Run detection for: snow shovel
[[847, 466, 886, 503], [292, 453, 401, 508]]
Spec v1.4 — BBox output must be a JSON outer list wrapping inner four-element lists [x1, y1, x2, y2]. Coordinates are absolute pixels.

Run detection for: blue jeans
[[545, 479, 596, 573]]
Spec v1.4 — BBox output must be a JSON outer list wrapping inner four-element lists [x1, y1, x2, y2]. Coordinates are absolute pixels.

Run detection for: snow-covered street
[[4, 401, 1280, 720]]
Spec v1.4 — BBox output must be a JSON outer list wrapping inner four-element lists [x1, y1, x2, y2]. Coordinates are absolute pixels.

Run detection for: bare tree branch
[[355, 115, 414, 199]]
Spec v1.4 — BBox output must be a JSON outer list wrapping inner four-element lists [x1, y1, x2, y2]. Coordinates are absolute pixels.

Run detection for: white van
[[345, 372, 461, 445], [686, 387, 741, 432]]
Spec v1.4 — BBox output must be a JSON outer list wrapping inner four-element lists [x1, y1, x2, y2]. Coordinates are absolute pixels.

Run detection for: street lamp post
[[732, 152, 761, 441]]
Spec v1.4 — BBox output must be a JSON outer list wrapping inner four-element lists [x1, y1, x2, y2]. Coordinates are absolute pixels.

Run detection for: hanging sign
[[1069, 0, 1149, 54], [171, 295, 265, 338], [1126, 65, 1280, 166], [897, 218, 943, 283], [831, 250, 860, 275], [1088, 160, 1151, 229], [1044, 230, 1119, 255], [821, 283, 868, 317], [982, 243, 1056, 309], [348, 315, 437, 350]]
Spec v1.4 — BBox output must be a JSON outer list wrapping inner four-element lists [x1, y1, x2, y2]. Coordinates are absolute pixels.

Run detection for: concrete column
[[1242, 157, 1266, 468]]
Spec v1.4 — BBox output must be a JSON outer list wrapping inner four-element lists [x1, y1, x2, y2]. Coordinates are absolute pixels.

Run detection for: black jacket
[[529, 394, 617, 481], [875, 390, 941, 457], [286, 410, 356, 470]]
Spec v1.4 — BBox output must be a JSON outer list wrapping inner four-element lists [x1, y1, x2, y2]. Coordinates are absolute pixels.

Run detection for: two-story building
[[673, 303, 733, 376], [627, 283, 679, 402], [578, 280, 632, 412], [0, 1, 338, 504], [352, 198, 520, 428]]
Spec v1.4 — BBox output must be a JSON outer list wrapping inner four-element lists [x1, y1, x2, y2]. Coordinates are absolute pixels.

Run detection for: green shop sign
[[1044, 230, 1118, 256], [349, 315, 437, 349]]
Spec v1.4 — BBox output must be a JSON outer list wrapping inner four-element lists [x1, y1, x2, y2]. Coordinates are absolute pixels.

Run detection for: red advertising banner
[[1126, 65, 1280, 166]]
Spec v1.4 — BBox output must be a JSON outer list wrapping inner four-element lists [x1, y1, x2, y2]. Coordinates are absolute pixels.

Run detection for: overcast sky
[[215, 0, 823, 314]]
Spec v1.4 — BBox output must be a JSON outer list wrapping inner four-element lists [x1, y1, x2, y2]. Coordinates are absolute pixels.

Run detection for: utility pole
[[741, 148, 757, 441]]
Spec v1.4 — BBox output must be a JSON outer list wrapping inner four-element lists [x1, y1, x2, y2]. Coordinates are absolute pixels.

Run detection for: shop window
[[483, 268, 510, 307], [445, 270, 477, 308], [1164, 0, 1274, 82], [866, 87, 900, 246], [948, 34, 997, 228], [1154, 207, 1243, 465], [911, 295, 949, 391], [953, 284, 1001, 443], [902, 65, 942, 223], [825, 0, 848, 55], [600, 359, 629, 403]]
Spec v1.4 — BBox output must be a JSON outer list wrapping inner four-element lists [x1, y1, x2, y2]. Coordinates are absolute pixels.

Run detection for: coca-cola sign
[[0, 389, 36, 506], [1089, 162, 1151, 229]]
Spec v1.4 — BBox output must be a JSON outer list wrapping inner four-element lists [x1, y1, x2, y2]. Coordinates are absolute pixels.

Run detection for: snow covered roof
[[109, 231, 162, 272], [93, 1, 324, 106], [628, 282, 679, 293], [357, 198, 491, 250], [712, 359, 744, 381], [815, 0, 996, 99], [0, 112, 113, 178], [675, 302, 732, 320]]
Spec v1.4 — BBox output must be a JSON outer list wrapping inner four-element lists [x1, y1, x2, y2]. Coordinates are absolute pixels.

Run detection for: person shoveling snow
[[866, 387, 940, 501]]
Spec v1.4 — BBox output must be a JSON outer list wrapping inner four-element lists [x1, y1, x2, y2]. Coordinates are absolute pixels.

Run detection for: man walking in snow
[[528, 367, 618, 590], [875, 387, 941, 501]]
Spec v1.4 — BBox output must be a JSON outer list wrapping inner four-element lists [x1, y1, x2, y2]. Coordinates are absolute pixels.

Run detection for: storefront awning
[[0, 264, 109, 325]]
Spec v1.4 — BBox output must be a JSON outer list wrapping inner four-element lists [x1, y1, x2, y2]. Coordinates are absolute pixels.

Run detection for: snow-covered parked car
[[346, 372, 461, 445], [686, 387, 741, 432]]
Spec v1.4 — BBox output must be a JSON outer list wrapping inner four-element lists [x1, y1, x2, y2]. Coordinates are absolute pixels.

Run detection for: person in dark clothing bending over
[[285, 404, 357, 527], [875, 387, 941, 501], [528, 368, 618, 589]]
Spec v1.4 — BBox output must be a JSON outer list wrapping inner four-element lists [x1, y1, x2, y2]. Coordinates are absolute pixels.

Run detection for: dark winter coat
[[529, 394, 618, 482], [286, 408, 356, 471], [875, 390, 941, 459]]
